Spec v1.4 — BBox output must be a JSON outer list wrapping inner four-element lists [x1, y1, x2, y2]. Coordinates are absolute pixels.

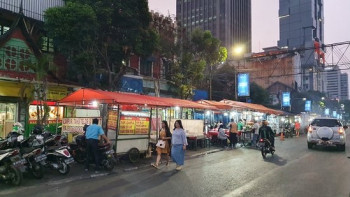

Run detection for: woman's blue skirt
[[171, 144, 185, 165]]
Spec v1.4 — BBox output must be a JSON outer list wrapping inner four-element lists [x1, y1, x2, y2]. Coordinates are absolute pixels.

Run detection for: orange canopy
[[59, 88, 216, 110], [197, 100, 243, 110], [220, 99, 282, 115]]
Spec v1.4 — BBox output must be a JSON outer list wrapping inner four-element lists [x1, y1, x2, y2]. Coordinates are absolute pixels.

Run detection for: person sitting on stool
[[217, 125, 228, 147]]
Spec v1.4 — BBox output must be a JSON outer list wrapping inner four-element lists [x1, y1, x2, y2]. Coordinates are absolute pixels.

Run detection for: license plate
[[11, 156, 26, 167], [105, 150, 114, 155], [35, 154, 47, 162], [258, 142, 265, 147], [65, 157, 74, 164]]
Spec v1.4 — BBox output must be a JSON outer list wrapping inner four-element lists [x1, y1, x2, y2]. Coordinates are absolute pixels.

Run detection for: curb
[[190, 148, 223, 157], [47, 172, 113, 186]]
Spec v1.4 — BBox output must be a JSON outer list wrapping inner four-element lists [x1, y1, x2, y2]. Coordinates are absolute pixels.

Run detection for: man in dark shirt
[[259, 120, 275, 149]]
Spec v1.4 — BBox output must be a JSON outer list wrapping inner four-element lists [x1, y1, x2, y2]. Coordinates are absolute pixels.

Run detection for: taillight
[[259, 139, 264, 142], [338, 128, 345, 134], [35, 149, 41, 155], [11, 149, 19, 156], [308, 126, 313, 133], [63, 149, 70, 157]]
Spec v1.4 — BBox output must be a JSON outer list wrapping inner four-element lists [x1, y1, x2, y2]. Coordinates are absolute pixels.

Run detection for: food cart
[[58, 88, 170, 162]]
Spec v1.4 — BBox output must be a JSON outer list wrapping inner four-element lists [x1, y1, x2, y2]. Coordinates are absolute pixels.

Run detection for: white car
[[307, 118, 346, 151]]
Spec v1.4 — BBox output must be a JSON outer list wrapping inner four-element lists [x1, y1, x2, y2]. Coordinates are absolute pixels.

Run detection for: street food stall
[[59, 88, 171, 162]]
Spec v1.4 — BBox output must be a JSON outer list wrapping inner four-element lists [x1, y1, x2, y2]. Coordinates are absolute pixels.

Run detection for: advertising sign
[[237, 73, 250, 97], [119, 116, 150, 135], [325, 108, 330, 116], [333, 111, 337, 118], [305, 100, 311, 112], [282, 92, 291, 107]]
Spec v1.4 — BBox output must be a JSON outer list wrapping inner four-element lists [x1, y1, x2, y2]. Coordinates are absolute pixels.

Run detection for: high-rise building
[[278, 0, 324, 92], [340, 73, 349, 100], [324, 66, 348, 100], [176, 0, 252, 55]]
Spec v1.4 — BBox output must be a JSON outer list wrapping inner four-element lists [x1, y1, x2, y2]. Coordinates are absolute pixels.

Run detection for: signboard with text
[[282, 92, 291, 107], [305, 100, 311, 112], [237, 73, 250, 97], [107, 111, 118, 130], [62, 118, 101, 134], [119, 116, 150, 135]]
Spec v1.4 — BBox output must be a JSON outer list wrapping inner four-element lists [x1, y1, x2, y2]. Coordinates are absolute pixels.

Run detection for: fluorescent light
[[279, 14, 290, 19]]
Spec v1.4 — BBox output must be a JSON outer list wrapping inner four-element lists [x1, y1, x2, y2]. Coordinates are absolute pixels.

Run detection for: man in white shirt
[[251, 120, 260, 148]]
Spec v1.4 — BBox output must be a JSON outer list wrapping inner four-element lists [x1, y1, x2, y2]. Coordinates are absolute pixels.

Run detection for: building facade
[[340, 73, 349, 100], [243, 47, 302, 106], [0, 0, 71, 138], [278, 0, 325, 92], [176, 0, 252, 55], [324, 66, 348, 100]]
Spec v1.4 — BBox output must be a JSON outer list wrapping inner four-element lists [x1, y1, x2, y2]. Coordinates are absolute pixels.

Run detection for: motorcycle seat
[[0, 149, 14, 154], [21, 147, 36, 154]]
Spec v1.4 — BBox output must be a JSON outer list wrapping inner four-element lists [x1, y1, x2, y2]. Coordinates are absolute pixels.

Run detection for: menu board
[[119, 116, 150, 135], [107, 111, 118, 130], [62, 118, 101, 134]]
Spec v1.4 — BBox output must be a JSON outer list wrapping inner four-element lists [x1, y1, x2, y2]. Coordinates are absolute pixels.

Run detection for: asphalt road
[[1, 133, 350, 197]]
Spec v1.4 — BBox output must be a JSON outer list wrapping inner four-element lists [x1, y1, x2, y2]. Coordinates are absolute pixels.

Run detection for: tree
[[211, 62, 236, 100], [250, 82, 270, 105], [170, 29, 227, 99], [44, 0, 159, 90]]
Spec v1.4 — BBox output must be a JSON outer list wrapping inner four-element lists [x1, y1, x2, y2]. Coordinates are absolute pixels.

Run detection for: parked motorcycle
[[258, 138, 275, 159], [69, 135, 116, 171], [0, 148, 26, 186], [38, 136, 74, 175]]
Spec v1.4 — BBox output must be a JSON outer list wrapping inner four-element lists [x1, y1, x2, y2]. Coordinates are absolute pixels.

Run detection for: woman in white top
[[171, 120, 188, 171]]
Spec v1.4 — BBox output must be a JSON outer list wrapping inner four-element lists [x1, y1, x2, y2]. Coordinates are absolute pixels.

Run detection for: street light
[[232, 45, 245, 101]]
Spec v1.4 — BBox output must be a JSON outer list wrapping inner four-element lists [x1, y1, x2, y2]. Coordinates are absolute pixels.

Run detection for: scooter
[[258, 138, 275, 159], [39, 136, 74, 175], [69, 135, 116, 171], [0, 148, 26, 186]]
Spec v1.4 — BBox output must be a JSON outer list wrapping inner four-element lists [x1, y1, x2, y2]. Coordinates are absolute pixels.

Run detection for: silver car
[[307, 118, 346, 151]]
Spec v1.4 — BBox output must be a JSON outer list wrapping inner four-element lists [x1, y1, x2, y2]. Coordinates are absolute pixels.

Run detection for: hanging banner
[[305, 100, 311, 112], [282, 92, 291, 107], [62, 118, 101, 134], [237, 73, 250, 97]]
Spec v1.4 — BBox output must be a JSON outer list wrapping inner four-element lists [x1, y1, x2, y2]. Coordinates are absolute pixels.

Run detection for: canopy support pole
[[114, 104, 120, 152], [156, 107, 159, 141]]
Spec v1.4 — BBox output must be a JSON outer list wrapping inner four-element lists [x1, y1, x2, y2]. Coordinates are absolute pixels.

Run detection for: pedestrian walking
[[295, 121, 301, 137], [217, 124, 228, 148], [228, 119, 238, 149], [171, 120, 188, 171], [152, 121, 172, 169], [84, 118, 110, 172], [251, 120, 260, 148]]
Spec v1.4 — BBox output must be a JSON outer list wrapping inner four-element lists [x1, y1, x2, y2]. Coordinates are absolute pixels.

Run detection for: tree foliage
[[170, 29, 227, 99], [250, 82, 270, 105], [44, 0, 159, 90]]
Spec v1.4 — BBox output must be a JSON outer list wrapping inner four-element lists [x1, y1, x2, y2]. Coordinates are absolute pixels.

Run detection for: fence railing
[[0, 0, 64, 21]]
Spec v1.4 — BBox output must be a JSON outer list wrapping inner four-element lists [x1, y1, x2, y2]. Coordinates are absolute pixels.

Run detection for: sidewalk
[[0, 146, 226, 192]]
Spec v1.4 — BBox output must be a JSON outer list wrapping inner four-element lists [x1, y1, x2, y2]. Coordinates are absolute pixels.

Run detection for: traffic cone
[[280, 132, 285, 141]]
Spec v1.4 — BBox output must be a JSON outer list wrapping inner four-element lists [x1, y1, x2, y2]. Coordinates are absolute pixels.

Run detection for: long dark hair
[[161, 120, 172, 138], [174, 120, 184, 130]]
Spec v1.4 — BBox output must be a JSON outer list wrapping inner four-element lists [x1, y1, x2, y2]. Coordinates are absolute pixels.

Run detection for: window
[[311, 119, 341, 127], [0, 25, 10, 35], [42, 37, 54, 52]]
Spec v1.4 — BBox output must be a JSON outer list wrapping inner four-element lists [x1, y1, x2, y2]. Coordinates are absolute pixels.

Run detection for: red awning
[[59, 88, 170, 107], [58, 88, 216, 110], [197, 100, 239, 110]]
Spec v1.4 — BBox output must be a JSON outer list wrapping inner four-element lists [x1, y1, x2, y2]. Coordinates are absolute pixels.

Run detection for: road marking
[[190, 149, 222, 157], [222, 153, 311, 197]]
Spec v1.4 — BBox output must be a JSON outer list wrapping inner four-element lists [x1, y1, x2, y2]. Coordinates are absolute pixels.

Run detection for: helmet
[[32, 125, 43, 135]]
